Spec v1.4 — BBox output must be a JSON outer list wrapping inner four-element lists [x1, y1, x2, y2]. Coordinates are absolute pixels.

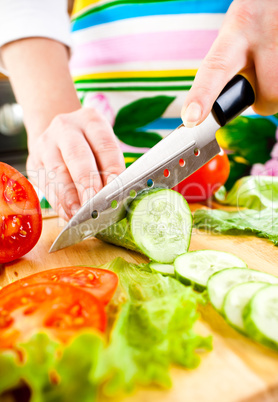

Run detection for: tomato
[[0, 162, 42, 263], [0, 267, 118, 305], [173, 149, 230, 203], [0, 283, 106, 349]]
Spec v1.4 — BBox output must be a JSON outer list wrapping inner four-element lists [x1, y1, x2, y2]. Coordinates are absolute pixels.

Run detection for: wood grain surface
[[1, 206, 278, 402]]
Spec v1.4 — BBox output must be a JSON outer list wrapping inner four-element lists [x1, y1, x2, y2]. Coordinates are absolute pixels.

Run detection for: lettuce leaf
[[94, 258, 211, 395], [0, 258, 211, 401], [194, 208, 278, 245], [0, 332, 102, 402], [214, 176, 278, 210]]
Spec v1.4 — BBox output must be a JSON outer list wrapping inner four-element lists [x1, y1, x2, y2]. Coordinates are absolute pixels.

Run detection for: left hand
[[181, 0, 278, 127]]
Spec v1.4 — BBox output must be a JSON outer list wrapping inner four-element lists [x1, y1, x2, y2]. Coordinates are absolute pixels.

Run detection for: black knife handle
[[212, 75, 255, 127]]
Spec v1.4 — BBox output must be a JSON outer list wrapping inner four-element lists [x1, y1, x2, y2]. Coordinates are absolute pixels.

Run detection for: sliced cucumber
[[148, 262, 175, 276], [207, 267, 278, 312], [174, 250, 247, 291], [243, 285, 278, 351], [97, 188, 192, 263], [223, 282, 268, 332], [130, 189, 192, 263]]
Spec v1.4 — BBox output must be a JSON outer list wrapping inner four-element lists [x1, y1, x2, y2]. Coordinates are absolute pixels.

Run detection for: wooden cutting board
[[1, 206, 278, 402]]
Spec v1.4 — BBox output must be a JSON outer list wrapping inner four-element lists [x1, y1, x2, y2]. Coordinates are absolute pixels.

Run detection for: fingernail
[[71, 203, 80, 216], [181, 102, 202, 128]]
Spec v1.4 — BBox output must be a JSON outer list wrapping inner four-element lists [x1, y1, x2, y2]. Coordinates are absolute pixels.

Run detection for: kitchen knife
[[50, 75, 255, 252]]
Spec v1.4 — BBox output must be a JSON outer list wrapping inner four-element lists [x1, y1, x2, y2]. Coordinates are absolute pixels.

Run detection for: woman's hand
[[1, 38, 125, 220], [27, 108, 125, 220], [181, 0, 278, 127]]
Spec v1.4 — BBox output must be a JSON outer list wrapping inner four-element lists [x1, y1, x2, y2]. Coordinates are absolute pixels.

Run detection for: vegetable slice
[[0, 266, 118, 305], [97, 189, 192, 263], [223, 282, 267, 332], [243, 285, 278, 350], [0, 162, 42, 263], [207, 267, 278, 312], [148, 262, 175, 276], [0, 283, 106, 349], [174, 250, 247, 291]]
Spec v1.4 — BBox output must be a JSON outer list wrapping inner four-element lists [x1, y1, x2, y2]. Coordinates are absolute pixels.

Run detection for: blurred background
[[0, 72, 27, 173]]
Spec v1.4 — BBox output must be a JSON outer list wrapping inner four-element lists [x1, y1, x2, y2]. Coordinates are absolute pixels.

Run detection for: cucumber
[[97, 188, 192, 263], [223, 282, 268, 333], [174, 250, 247, 291], [207, 267, 278, 312], [243, 285, 278, 351], [148, 262, 175, 276]]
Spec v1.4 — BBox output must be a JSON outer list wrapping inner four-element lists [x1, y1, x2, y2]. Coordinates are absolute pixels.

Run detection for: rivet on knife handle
[[212, 75, 255, 127]]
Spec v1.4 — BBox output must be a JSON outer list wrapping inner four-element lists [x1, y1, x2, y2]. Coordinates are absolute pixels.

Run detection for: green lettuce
[[214, 176, 278, 210], [0, 332, 102, 402], [0, 258, 211, 401], [94, 258, 211, 395], [194, 208, 278, 245]]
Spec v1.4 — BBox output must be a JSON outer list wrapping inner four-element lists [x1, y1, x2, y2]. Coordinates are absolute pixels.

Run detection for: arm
[[1, 38, 125, 220], [181, 0, 278, 127], [2, 38, 80, 143]]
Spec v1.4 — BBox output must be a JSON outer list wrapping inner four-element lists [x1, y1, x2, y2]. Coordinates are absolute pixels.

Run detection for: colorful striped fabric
[[70, 0, 278, 184]]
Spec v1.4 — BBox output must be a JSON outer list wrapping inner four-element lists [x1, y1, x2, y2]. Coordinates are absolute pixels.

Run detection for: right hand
[[26, 108, 125, 220]]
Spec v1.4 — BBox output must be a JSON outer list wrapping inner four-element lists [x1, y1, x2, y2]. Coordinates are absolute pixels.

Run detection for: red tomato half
[[0, 283, 106, 349], [173, 149, 230, 203], [0, 267, 118, 305], [0, 162, 42, 263]]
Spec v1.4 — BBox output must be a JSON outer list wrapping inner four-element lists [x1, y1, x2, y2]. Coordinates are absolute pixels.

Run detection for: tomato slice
[[0, 267, 118, 305], [0, 283, 106, 349], [0, 162, 42, 263]]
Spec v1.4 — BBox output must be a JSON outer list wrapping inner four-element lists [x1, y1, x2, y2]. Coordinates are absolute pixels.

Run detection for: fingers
[[181, 0, 278, 125], [181, 30, 249, 127], [27, 108, 125, 221], [252, 48, 278, 116], [57, 132, 103, 208], [26, 151, 70, 221], [82, 110, 125, 186], [42, 145, 80, 220]]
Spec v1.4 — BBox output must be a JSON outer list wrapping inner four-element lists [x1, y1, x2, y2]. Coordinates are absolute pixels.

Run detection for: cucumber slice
[[223, 282, 268, 332], [208, 267, 278, 312], [149, 262, 175, 276], [243, 285, 278, 350], [129, 189, 192, 263], [174, 250, 247, 291], [97, 188, 192, 263]]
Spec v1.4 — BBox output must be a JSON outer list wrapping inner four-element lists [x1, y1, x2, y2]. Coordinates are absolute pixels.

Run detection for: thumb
[[181, 31, 248, 128]]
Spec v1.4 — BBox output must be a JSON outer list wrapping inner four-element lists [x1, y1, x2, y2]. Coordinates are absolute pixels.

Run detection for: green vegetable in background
[[214, 176, 278, 210], [216, 116, 276, 189], [0, 258, 211, 401], [113, 95, 175, 144]]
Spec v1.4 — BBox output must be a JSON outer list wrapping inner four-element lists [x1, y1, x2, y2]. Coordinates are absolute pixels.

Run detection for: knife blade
[[50, 75, 255, 252]]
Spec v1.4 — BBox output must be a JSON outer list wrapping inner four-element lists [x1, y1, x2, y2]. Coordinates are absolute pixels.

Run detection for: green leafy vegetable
[[115, 130, 163, 148], [214, 176, 278, 210], [0, 258, 211, 401], [0, 351, 21, 394], [194, 208, 278, 245], [216, 116, 276, 188], [0, 332, 101, 402], [94, 258, 211, 394], [114, 96, 175, 133], [217, 116, 276, 165]]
